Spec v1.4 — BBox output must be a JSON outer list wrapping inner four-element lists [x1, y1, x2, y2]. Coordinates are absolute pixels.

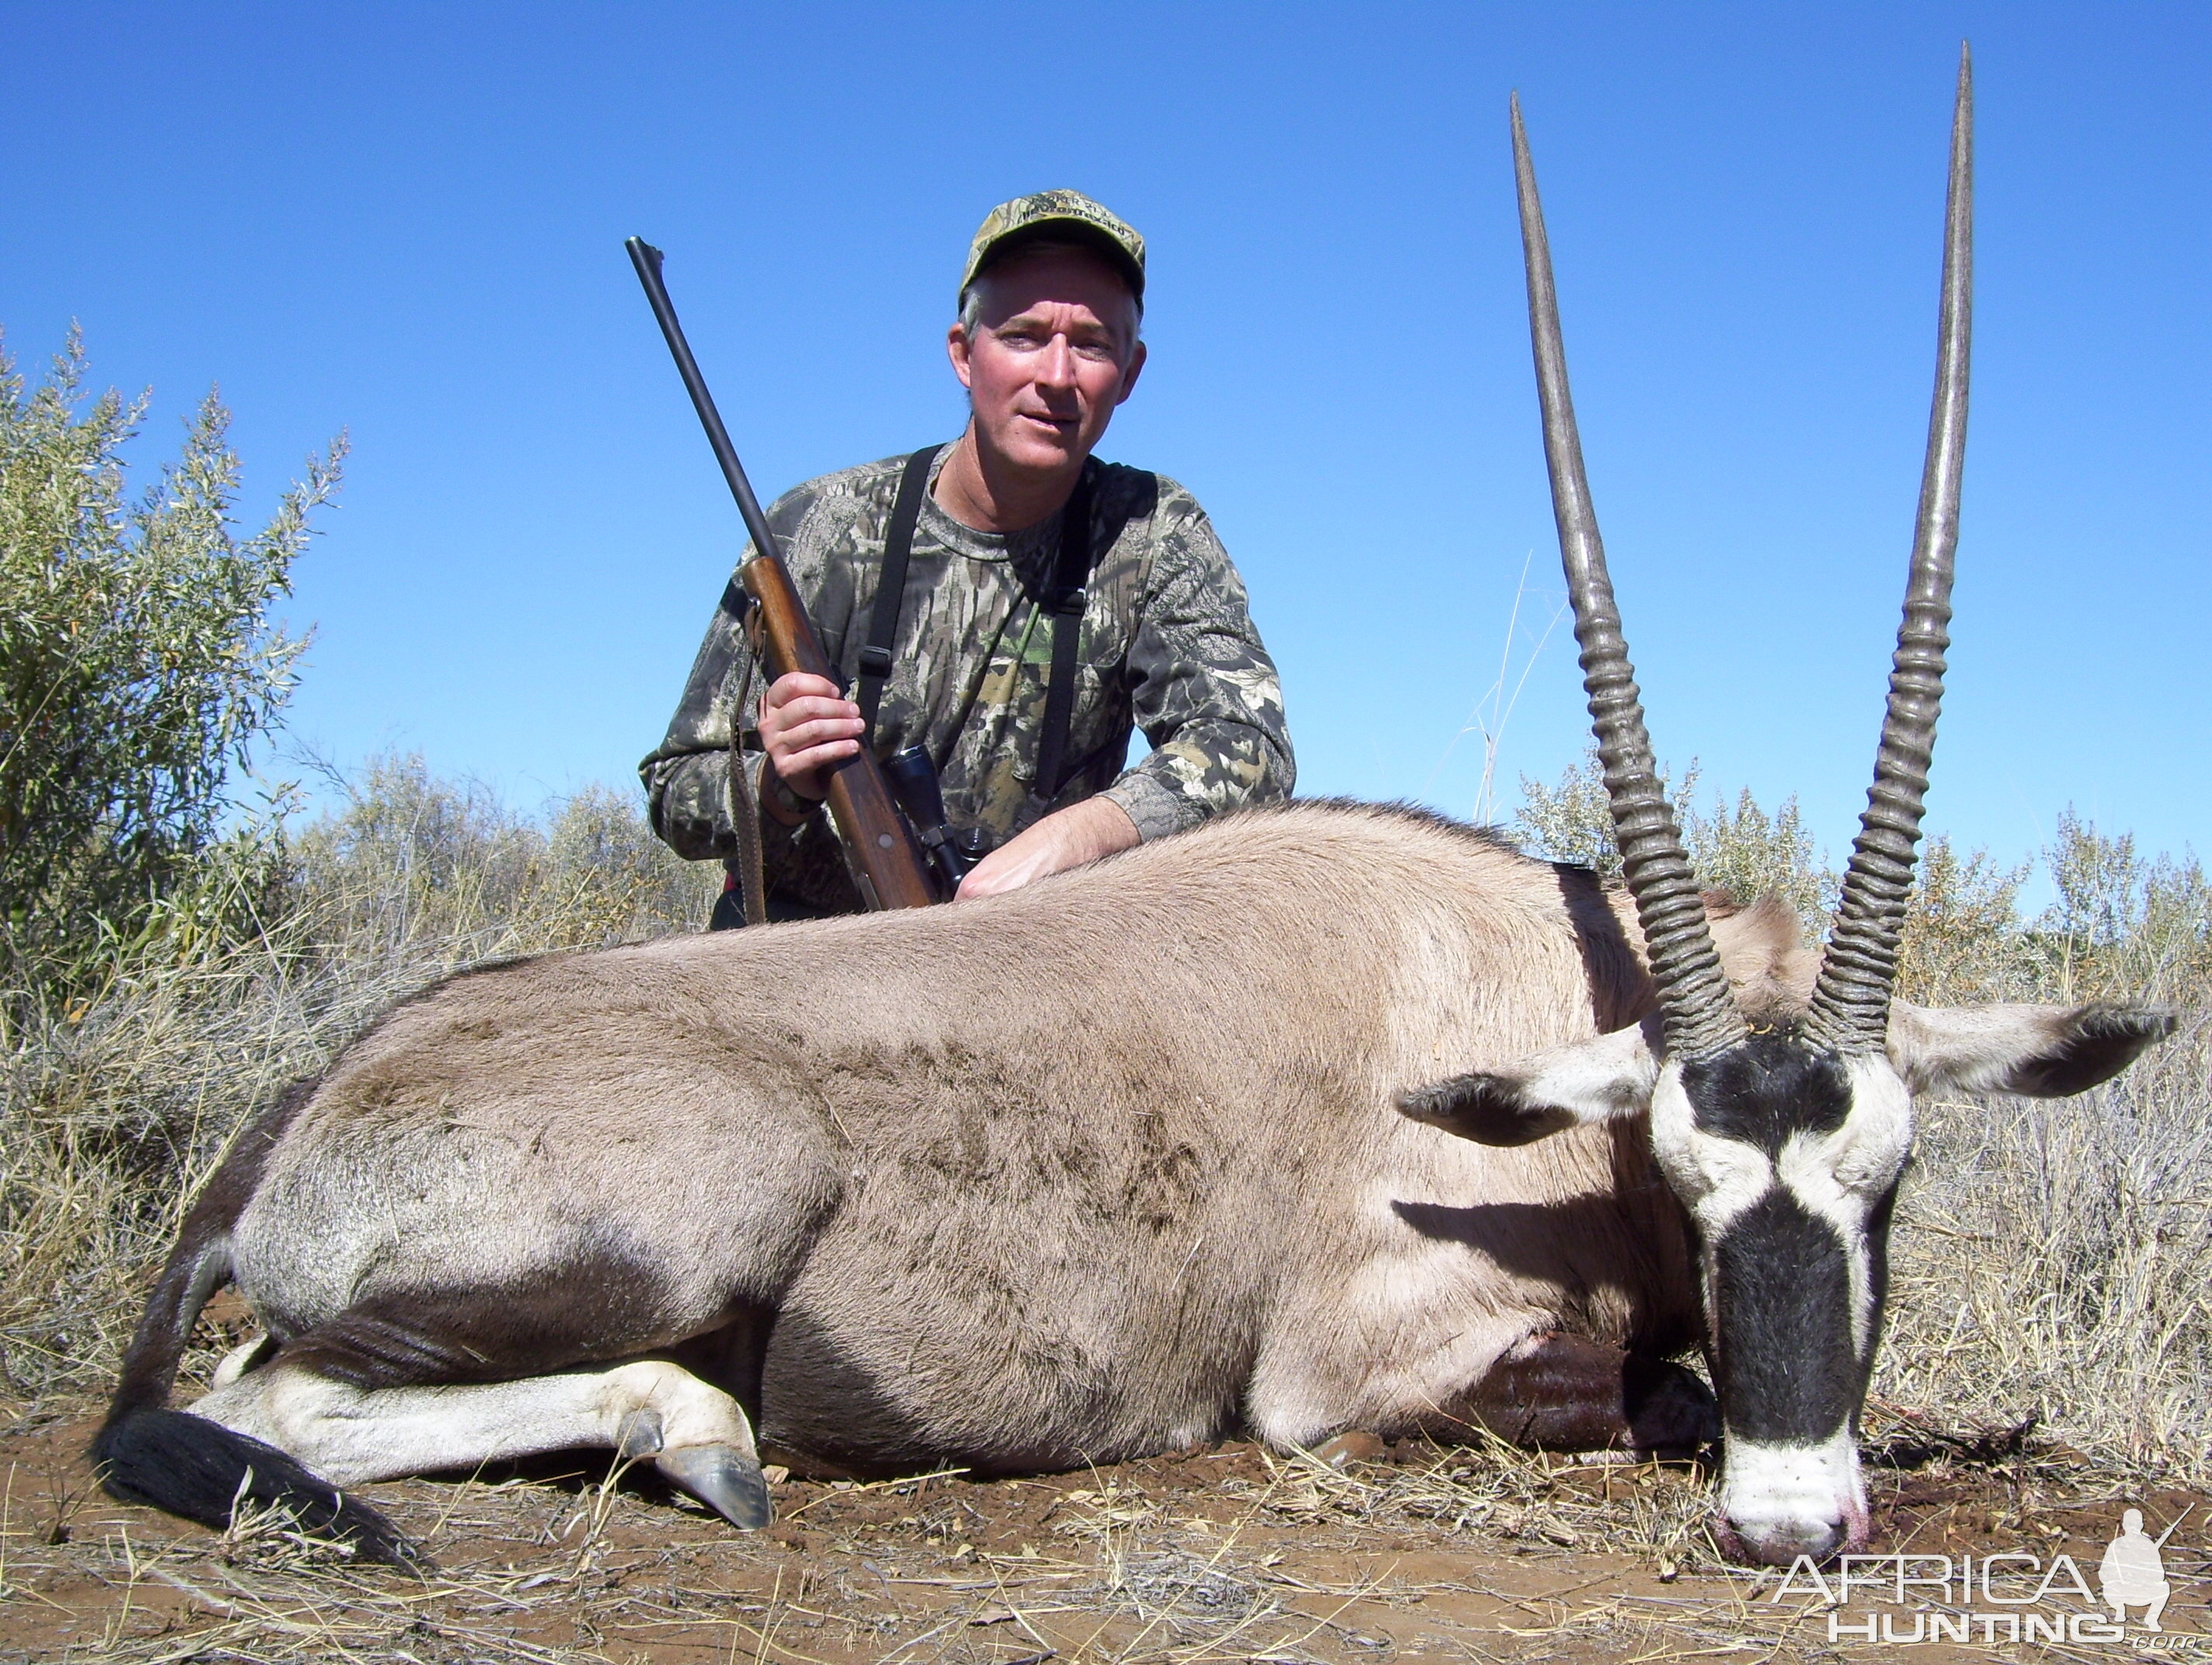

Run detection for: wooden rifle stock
[[625, 235, 936, 912], [736, 555, 936, 910]]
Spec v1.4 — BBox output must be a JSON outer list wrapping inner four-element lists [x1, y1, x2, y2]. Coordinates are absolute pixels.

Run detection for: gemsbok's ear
[[1888, 1003, 2178, 1099], [1396, 1020, 1661, 1145]]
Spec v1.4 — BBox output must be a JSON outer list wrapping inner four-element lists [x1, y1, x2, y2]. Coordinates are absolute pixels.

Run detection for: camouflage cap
[[959, 189, 1146, 307]]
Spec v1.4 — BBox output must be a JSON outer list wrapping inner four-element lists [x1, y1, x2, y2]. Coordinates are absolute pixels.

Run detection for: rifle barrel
[[625, 238, 782, 564], [626, 235, 937, 912]]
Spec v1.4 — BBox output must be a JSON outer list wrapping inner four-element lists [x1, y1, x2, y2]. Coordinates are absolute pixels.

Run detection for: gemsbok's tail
[[89, 1086, 416, 1566]]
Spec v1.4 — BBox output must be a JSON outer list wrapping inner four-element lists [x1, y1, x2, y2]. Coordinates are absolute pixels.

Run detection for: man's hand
[[757, 672, 862, 815], [956, 795, 1139, 900]]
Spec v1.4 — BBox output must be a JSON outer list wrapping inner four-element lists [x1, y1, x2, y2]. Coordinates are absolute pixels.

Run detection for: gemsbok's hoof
[[656, 1443, 773, 1530]]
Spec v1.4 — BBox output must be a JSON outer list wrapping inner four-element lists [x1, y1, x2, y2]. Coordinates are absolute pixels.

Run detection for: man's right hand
[[757, 672, 863, 812]]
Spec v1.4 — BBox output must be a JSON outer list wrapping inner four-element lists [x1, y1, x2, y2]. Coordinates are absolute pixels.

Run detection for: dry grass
[[1878, 1023, 2212, 1478], [0, 756, 717, 1410], [1877, 829, 2212, 1483]]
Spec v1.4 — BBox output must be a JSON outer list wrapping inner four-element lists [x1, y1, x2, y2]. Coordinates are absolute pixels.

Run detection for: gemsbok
[[94, 50, 2171, 1567]]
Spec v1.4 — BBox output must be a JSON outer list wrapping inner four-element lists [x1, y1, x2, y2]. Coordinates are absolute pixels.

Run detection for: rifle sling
[[862, 447, 1095, 805]]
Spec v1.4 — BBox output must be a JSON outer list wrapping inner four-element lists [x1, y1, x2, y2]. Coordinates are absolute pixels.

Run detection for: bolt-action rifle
[[626, 236, 937, 912]]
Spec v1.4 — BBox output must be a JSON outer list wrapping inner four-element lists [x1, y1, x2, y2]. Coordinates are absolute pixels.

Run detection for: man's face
[[948, 245, 1146, 478]]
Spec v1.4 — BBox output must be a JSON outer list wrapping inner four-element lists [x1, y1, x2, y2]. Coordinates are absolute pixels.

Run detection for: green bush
[[2039, 808, 2212, 1000], [288, 753, 711, 962], [0, 329, 339, 989], [1515, 746, 1827, 927], [1511, 746, 2209, 1005]]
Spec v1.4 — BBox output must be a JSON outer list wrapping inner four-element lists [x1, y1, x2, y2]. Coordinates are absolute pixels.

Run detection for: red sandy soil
[[1, 1406, 2205, 1663]]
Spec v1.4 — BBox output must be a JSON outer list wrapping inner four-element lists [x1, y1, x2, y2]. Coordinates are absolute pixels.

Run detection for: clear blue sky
[[5, 2, 2204, 877]]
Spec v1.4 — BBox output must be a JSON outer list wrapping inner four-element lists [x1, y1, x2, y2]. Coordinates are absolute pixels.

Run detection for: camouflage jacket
[[641, 447, 1294, 912]]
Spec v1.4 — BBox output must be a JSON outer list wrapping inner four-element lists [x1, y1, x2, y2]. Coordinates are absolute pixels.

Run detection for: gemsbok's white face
[[1403, 1002, 2172, 1562], [1402, 50, 2178, 1565]]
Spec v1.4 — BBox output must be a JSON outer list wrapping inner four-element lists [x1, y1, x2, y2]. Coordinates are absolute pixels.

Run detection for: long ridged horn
[[1804, 47, 1974, 1055], [1513, 95, 1747, 1060]]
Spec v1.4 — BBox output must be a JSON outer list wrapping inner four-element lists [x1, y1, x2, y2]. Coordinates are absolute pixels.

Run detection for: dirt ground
[[2, 1403, 2206, 1665]]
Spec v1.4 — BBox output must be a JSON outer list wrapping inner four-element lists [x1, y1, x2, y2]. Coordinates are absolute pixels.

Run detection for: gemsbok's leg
[[1410, 1332, 1718, 1455], [188, 1354, 772, 1528]]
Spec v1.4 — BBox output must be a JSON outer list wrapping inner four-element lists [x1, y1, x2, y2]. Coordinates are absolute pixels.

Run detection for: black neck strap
[[857, 445, 942, 743]]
